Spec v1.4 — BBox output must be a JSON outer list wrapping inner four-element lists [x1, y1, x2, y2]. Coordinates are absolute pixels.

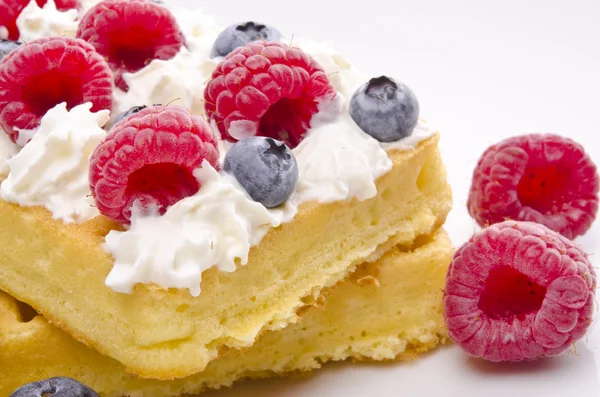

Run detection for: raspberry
[[468, 134, 599, 239], [89, 105, 220, 225], [204, 41, 337, 148], [444, 220, 596, 362], [35, 0, 80, 11], [0, 0, 24, 40], [0, 0, 80, 41], [77, 0, 185, 91], [0, 37, 113, 143]]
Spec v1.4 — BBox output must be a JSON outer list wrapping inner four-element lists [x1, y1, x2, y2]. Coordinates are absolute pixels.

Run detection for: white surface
[[175, 0, 600, 396]]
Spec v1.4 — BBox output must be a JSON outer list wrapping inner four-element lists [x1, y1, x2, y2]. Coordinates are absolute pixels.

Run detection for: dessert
[[0, 0, 451, 382], [0, 229, 453, 396]]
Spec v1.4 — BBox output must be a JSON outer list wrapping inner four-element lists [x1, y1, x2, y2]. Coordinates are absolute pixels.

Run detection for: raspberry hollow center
[[126, 163, 199, 211], [259, 98, 312, 146], [517, 164, 569, 214], [21, 70, 83, 117], [478, 265, 547, 319], [108, 30, 162, 72]]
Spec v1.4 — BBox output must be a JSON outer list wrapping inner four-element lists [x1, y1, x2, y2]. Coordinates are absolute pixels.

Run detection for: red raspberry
[[0, 0, 80, 41], [89, 105, 220, 225], [0, 37, 113, 143], [35, 0, 80, 11], [444, 220, 596, 362], [468, 134, 599, 239], [77, 0, 185, 91], [204, 41, 337, 148], [0, 0, 24, 40]]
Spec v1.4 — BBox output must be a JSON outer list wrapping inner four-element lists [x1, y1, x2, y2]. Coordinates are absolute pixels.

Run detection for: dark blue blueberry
[[10, 377, 99, 397], [0, 40, 21, 63], [224, 137, 298, 208], [211, 22, 282, 58], [349, 76, 420, 142], [107, 104, 161, 131]]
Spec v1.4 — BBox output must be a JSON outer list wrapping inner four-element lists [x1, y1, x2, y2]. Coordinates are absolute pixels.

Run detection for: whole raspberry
[[444, 220, 596, 362], [204, 41, 337, 148], [89, 105, 220, 225], [0, 37, 113, 143], [468, 134, 599, 239], [77, 0, 185, 91]]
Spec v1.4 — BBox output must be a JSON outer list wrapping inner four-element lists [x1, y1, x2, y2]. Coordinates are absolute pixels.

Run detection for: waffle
[[0, 229, 452, 397], [0, 134, 451, 379]]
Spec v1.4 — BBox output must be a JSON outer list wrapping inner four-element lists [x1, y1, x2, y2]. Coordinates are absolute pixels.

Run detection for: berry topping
[[0, 39, 20, 62], [77, 0, 185, 91], [90, 105, 219, 224], [211, 21, 282, 58], [0, 36, 113, 144], [205, 41, 336, 148], [106, 104, 148, 130], [444, 221, 596, 362], [36, 0, 80, 11], [0, 0, 22, 40], [10, 377, 99, 397], [349, 76, 419, 142], [224, 136, 298, 208], [468, 134, 599, 239], [0, 0, 80, 42]]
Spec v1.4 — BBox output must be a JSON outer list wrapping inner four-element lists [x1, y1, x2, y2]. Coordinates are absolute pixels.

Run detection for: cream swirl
[[0, 103, 108, 224], [0, 132, 19, 180], [104, 163, 295, 296], [16, 0, 78, 42], [293, 112, 392, 203], [112, 47, 217, 120]]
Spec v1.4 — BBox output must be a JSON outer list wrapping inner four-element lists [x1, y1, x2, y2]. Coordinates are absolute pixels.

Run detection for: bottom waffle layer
[[0, 228, 452, 397]]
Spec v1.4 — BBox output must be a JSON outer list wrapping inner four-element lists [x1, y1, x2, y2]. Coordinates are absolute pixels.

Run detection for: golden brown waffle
[[0, 229, 452, 397], [0, 134, 451, 379]]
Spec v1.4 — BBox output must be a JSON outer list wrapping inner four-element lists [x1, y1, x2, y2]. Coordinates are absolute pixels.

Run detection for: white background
[[175, 0, 600, 395]]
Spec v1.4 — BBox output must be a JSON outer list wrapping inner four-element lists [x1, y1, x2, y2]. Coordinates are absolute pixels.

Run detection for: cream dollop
[[80, 0, 103, 13], [0, 103, 108, 224], [0, 27, 8, 40], [293, 113, 392, 204], [294, 38, 367, 106], [380, 120, 438, 151], [170, 6, 221, 55], [16, 0, 78, 42], [105, 163, 294, 296], [113, 47, 217, 119], [0, 133, 19, 180]]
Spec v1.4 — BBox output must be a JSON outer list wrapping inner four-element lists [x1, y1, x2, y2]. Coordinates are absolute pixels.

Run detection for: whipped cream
[[80, 0, 103, 13], [381, 120, 438, 151], [16, 0, 78, 42], [0, 133, 19, 180], [293, 113, 392, 203], [295, 38, 368, 106], [105, 162, 295, 296], [0, 27, 8, 40], [113, 47, 217, 119], [0, 103, 108, 224], [170, 6, 221, 55]]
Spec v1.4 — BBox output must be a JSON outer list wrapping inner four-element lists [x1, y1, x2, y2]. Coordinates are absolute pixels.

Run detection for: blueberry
[[211, 22, 282, 58], [0, 40, 21, 62], [224, 137, 298, 208], [349, 76, 420, 142], [107, 104, 163, 131], [10, 377, 99, 397]]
